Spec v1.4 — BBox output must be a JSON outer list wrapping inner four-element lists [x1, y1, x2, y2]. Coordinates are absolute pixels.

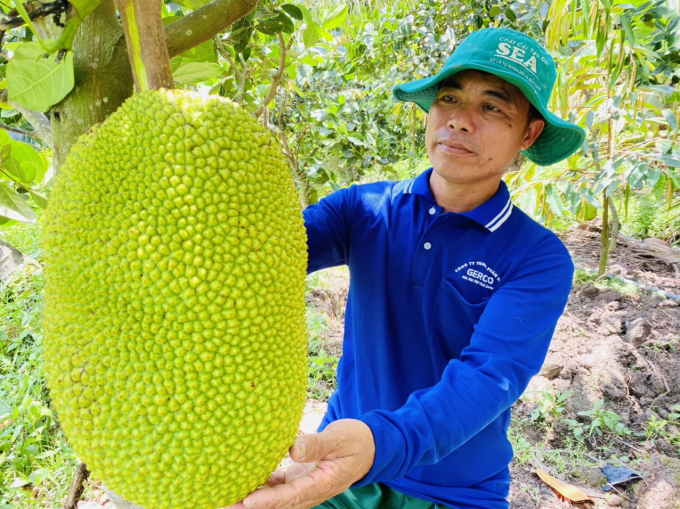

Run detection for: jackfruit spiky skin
[[42, 89, 308, 509]]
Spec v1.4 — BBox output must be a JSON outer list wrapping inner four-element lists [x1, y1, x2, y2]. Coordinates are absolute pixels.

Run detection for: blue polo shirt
[[303, 168, 573, 509]]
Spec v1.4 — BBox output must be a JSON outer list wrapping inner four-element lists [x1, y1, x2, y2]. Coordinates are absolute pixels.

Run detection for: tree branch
[[215, 35, 246, 101], [0, 0, 69, 31], [0, 123, 38, 139], [255, 33, 288, 119], [0, 90, 52, 145], [114, 0, 173, 92], [64, 463, 90, 509], [165, 0, 260, 58]]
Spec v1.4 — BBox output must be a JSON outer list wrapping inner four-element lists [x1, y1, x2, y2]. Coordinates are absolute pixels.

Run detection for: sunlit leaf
[[7, 41, 74, 112], [0, 181, 35, 222], [322, 5, 348, 30], [173, 63, 224, 85]]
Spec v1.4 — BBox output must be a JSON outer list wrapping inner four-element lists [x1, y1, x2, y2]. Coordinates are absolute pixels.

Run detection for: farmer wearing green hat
[[229, 27, 585, 509]]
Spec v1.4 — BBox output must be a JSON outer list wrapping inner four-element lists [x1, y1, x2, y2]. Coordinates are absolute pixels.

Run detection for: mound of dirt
[[509, 228, 680, 508]]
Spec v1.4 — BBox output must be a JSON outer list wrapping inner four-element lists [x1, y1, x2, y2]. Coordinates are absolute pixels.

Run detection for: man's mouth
[[438, 140, 475, 155]]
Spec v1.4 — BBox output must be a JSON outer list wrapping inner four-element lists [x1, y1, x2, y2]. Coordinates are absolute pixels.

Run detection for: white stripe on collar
[[485, 196, 512, 230], [402, 179, 416, 194], [487, 203, 513, 232]]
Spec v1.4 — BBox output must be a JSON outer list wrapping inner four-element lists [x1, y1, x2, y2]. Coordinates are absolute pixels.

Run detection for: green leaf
[[256, 12, 295, 35], [28, 191, 47, 209], [170, 55, 184, 74], [322, 5, 348, 30], [282, 4, 303, 20], [298, 4, 313, 25], [545, 184, 564, 215], [172, 62, 224, 85], [647, 168, 661, 189], [504, 7, 517, 21], [489, 6, 502, 17], [3, 145, 42, 186], [303, 21, 321, 48], [619, 14, 635, 44], [300, 56, 319, 66], [0, 143, 11, 161], [662, 109, 678, 131], [180, 39, 217, 63], [660, 155, 680, 168], [7, 41, 74, 112], [0, 131, 44, 185], [0, 181, 35, 222]]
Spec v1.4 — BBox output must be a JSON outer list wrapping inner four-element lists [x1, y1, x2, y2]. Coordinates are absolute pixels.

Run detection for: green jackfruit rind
[[42, 89, 308, 509]]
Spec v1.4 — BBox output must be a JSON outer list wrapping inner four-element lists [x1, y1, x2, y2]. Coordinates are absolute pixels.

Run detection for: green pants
[[315, 483, 447, 509]]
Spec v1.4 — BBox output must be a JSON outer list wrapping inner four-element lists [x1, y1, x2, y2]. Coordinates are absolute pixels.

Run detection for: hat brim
[[393, 62, 586, 166]]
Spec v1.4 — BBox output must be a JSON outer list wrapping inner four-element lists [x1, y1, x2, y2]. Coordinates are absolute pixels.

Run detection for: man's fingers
[[284, 461, 317, 483], [243, 470, 320, 509], [263, 469, 286, 487], [290, 430, 338, 463]]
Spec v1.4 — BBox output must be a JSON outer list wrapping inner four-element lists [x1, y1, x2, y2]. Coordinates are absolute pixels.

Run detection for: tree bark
[[50, 0, 134, 173]]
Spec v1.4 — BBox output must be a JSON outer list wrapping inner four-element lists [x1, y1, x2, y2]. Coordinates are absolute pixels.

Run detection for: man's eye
[[485, 105, 501, 112], [439, 94, 455, 102]]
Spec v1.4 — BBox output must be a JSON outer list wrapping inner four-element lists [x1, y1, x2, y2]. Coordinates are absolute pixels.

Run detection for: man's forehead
[[440, 70, 513, 90]]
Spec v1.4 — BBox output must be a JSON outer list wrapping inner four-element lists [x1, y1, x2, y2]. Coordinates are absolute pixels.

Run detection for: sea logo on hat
[[488, 36, 548, 92], [495, 40, 538, 74]]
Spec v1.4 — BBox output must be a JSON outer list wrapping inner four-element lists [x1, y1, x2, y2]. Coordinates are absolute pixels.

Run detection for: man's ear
[[520, 120, 545, 150]]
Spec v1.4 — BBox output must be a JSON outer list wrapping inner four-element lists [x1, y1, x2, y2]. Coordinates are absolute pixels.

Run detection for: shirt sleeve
[[355, 239, 574, 485], [302, 187, 354, 274]]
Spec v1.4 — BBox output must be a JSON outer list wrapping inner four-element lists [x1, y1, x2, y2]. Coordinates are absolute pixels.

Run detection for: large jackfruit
[[42, 89, 308, 509]]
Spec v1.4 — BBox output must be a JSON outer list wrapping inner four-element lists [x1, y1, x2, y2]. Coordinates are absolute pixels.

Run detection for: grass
[[0, 267, 80, 509], [0, 211, 44, 261]]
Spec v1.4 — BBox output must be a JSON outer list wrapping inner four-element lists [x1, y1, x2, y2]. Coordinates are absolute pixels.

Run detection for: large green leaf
[[7, 41, 75, 112], [181, 39, 218, 63], [173, 62, 225, 85], [0, 181, 35, 222]]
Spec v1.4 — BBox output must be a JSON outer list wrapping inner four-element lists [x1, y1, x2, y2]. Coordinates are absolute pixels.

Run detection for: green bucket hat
[[393, 27, 585, 166]]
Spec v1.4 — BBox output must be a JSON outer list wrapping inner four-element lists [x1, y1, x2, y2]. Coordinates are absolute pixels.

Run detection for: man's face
[[425, 70, 544, 190]]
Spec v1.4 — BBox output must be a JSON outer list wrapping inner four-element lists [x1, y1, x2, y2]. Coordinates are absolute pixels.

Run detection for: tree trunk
[[598, 193, 610, 277], [51, 0, 134, 173], [608, 197, 620, 251]]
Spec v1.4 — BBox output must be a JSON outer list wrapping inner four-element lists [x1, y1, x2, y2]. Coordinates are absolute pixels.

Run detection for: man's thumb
[[289, 431, 336, 463]]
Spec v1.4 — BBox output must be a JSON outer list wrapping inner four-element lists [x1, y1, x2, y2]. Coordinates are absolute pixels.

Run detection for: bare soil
[[305, 225, 680, 509]]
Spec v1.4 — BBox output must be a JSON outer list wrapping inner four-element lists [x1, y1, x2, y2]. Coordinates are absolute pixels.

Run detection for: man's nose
[[446, 105, 474, 133]]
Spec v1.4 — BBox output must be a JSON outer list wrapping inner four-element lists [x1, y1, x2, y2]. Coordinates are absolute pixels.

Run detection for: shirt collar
[[406, 168, 514, 232]]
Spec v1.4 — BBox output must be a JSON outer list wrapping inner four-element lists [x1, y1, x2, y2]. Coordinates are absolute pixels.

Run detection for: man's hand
[[227, 419, 376, 509]]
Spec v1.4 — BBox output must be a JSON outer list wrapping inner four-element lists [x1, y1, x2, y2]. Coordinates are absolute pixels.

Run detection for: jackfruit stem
[[113, 0, 174, 92]]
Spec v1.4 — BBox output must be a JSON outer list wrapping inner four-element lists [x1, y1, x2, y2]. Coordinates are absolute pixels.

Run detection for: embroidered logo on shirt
[[454, 261, 500, 291]]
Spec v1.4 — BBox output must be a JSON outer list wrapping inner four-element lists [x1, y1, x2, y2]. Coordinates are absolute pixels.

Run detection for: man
[[230, 27, 585, 509]]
